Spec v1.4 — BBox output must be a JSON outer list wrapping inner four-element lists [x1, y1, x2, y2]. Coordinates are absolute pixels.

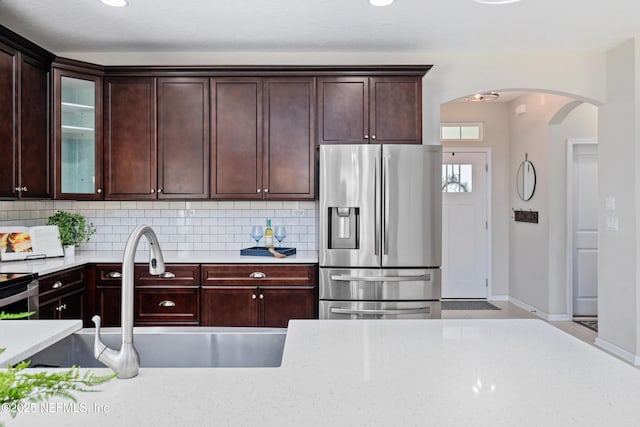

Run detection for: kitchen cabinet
[[38, 266, 86, 323], [201, 264, 317, 327], [104, 77, 209, 200], [104, 77, 157, 200], [317, 76, 422, 145], [134, 264, 200, 326], [52, 62, 103, 199], [94, 263, 200, 327], [210, 77, 315, 200], [0, 45, 50, 199]]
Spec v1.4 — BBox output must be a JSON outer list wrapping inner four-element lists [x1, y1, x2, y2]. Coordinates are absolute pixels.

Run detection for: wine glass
[[250, 226, 263, 247], [274, 226, 287, 248]]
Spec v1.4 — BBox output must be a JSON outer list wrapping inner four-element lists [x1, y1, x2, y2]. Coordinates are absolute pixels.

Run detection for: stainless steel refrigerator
[[319, 144, 442, 319]]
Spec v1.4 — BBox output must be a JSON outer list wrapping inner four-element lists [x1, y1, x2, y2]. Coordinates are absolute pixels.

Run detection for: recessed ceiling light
[[100, 0, 128, 7], [474, 0, 521, 4], [369, 0, 395, 6]]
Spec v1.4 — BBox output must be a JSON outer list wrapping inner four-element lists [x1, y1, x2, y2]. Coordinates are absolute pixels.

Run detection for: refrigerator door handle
[[383, 155, 390, 255], [330, 274, 431, 282], [330, 307, 432, 315], [374, 156, 381, 255]]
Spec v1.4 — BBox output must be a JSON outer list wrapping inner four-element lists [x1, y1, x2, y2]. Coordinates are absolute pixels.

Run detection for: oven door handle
[[330, 307, 431, 316], [330, 274, 431, 282], [0, 286, 39, 308]]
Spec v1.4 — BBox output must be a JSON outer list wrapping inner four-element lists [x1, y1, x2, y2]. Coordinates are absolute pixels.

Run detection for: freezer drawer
[[320, 268, 441, 301], [319, 300, 441, 319]]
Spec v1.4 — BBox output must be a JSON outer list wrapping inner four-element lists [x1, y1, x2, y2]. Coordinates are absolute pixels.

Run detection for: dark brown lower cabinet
[[39, 288, 84, 321], [201, 264, 317, 327], [38, 266, 86, 323], [135, 287, 200, 326]]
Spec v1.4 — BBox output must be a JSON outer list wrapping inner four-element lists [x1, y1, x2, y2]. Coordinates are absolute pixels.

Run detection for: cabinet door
[[38, 297, 60, 320], [19, 54, 50, 199], [370, 77, 422, 144], [201, 287, 258, 327], [96, 286, 121, 327], [0, 43, 17, 199], [59, 288, 85, 320], [53, 69, 103, 199], [158, 77, 209, 199], [261, 287, 316, 328], [317, 77, 368, 145], [104, 77, 157, 200], [210, 77, 262, 199], [263, 77, 315, 200]]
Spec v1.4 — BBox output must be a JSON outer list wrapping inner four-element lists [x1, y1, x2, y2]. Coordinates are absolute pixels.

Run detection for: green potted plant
[[47, 211, 96, 257]]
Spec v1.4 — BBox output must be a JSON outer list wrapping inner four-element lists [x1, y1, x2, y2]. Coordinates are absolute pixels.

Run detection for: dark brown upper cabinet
[[52, 63, 104, 200], [104, 77, 158, 200], [317, 76, 422, 145], [0, 50, 50, 200], [157, 77, 210, 199], [210, 76, 315, 200]]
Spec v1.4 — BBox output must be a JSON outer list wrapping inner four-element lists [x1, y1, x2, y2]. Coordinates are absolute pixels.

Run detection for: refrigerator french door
[[319, 144, 442, 319]]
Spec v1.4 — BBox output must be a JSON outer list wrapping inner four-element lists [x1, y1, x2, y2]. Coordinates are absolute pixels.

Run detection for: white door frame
[[565, 138, 598, 317], [442, 147, 492, 298]]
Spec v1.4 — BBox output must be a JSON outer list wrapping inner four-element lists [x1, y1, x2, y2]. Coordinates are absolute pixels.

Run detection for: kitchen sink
[[28, 327, 286, 368]]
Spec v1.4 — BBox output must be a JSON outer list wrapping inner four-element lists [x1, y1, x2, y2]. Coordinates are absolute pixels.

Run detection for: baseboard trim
[[595, 337, 640, 366], [489, 295, 509, 301], [507, 296, 571, 321]]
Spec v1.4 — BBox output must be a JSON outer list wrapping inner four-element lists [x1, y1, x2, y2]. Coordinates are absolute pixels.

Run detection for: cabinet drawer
[[39, 267, 85, 297], [96, 264, 123, 285], [201, 264, 315, 286], [135, 264, 200, 286], [135, 288, 199, 324]]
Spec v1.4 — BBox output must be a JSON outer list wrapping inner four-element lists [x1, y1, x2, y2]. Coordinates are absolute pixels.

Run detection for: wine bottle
[[264, 219, 274, 248]]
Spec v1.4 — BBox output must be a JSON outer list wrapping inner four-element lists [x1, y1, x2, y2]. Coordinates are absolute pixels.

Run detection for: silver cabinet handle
[[21, 186, 27, 192], [106, 271, 122, 279], [158, 300, 176, 307], [264, 188, 269, 193], [371, 135, 377, 140], [159, 271, 176, 279], [259, 294, 264, 300], [52, 281, 63, 289], [150, 189, 155, 193], [158, 188, 162, 193], [330, 274, 431, 282], [14, 187, 20, 192], [249, 271, 266, 279], [257, 189, 261, 193], [97, 188, 102, 194], [252, 294, 257, 300], [330, 307, 431, 315], [55, 304, 68, 312], [364, 134, 369, 139]]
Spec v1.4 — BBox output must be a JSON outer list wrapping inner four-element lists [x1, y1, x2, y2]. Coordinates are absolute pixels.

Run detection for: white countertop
[[3, 319, 640, 426], [0, 250, 318, 276], [0, 320, 82, 368]]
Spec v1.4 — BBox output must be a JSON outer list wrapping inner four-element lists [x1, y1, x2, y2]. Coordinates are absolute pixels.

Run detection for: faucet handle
[[92, 315, 107, 359]]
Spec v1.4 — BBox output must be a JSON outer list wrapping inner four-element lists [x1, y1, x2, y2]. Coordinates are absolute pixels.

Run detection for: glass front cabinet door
[[53, 68, 103, 199]]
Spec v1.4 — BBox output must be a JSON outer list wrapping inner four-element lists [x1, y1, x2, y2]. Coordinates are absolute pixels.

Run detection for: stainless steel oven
[[0, 273, 39, 319]]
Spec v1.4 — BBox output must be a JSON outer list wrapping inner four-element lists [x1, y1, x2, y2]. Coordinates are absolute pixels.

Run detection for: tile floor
[[441, 300, 598, 345]]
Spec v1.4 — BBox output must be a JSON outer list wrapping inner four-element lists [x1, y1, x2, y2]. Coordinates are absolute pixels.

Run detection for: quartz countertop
[[3, 319, 640, 426], [0, 320, 82, 368], [0, 250, 318, 276]]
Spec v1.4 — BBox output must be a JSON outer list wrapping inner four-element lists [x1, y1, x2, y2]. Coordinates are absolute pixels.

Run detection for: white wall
[[440, 102, 510, 298], [596, 38, 640, 361]]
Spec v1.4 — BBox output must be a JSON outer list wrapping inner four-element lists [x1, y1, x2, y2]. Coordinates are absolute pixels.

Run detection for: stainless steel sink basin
[[28, 327, 286, 368]]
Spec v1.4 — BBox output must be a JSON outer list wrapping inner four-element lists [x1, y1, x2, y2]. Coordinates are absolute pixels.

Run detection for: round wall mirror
[[516, 158, 536, 201]]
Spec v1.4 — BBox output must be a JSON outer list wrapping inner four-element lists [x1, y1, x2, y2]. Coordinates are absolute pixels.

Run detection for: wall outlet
[[606, 216, 619, 231], [605, 196, 616, 211]]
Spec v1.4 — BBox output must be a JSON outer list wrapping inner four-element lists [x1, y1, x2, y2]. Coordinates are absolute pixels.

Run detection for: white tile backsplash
[[0, 200, 318, 251]]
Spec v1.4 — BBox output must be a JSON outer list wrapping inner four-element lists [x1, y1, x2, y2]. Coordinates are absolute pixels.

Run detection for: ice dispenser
[[328, 207, 359, 249]]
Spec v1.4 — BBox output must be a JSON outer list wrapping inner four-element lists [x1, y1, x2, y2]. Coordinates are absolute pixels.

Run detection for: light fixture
[[465, 92, 500, 102], [474, 0, 521, 4], [100, 0, 128, 7], [369, 0, 395, 6]]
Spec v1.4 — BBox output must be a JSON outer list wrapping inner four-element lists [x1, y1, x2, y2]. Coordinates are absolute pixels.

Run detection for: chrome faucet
[[92, 225, 166, 379]]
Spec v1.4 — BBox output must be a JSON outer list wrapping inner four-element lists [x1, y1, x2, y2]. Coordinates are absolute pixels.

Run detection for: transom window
[[440, 122, 484, 141]]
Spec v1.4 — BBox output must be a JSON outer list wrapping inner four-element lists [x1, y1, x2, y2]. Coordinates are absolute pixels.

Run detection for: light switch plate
[[606, 216, 619, 231], [605, 196, 616, 211]]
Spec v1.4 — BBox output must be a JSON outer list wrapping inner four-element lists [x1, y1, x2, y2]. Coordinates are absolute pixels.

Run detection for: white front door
[[572, 143, 598, 317], [442, 151, 488, 298]]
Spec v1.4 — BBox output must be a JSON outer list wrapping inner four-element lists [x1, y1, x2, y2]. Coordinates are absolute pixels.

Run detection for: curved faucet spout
[[93, 225, 165, 379]]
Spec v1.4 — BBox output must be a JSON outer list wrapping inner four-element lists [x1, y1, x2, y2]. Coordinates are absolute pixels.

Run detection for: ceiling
[[0, 0, 638, 55]]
